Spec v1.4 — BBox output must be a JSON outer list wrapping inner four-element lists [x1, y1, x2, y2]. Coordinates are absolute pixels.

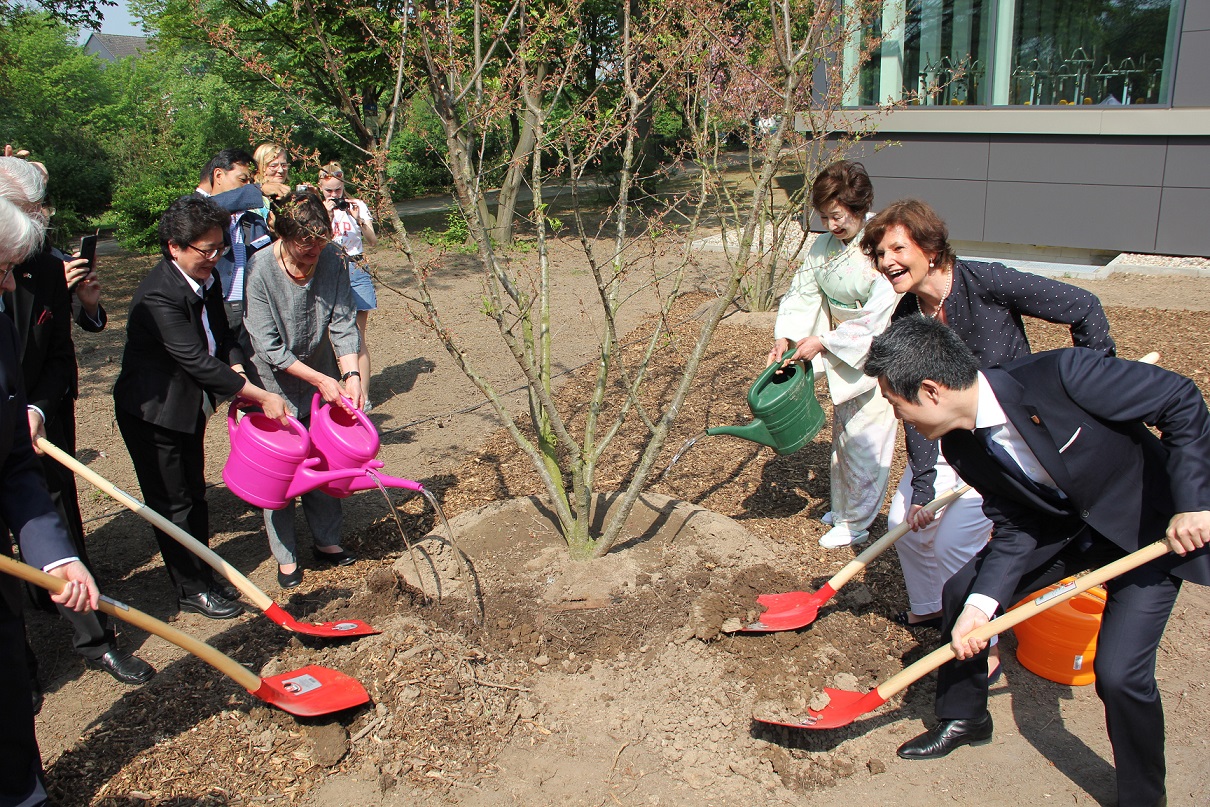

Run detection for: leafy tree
[[1, 0, 115, 30], [96, 42, 248, 249], [0, 11, 114, 237]]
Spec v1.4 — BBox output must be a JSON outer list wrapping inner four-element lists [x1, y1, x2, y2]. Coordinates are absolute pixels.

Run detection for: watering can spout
[[706, 420, 779, 451], [285, 457, 370, 499]]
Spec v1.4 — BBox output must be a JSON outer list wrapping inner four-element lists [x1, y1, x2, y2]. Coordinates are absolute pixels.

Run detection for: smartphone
[[78, 233, 98, 270]]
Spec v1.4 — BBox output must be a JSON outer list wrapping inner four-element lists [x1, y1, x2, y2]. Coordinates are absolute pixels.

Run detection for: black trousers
[[0, 577, 48, 806], [115, 408, 216, 598], [937, 531, 1179, 806], [30, 447, 114, 660]]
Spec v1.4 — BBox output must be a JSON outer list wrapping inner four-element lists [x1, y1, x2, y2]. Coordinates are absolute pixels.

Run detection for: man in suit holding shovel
[[862, 315, 1210, 807]]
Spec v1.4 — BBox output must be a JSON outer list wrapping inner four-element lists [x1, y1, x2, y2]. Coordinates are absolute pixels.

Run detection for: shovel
[[0, 553, 369, 717], [38, 438, 379, 639], [755, 539, 1171, 730], [737, 485, 972, 632]]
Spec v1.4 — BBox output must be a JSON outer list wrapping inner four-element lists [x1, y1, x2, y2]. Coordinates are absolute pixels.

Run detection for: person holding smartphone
[[0, 156, 155, 687], [318, 162, 377, 408]]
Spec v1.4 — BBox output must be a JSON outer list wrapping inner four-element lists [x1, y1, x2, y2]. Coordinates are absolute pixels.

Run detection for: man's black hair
[[159, 195, 229, 262], [199, 148, 255, 186], [863, 315, 979, 402]]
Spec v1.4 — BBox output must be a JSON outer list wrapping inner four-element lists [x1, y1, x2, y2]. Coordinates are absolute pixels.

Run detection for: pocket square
[[1058, 427, 1082, 453]]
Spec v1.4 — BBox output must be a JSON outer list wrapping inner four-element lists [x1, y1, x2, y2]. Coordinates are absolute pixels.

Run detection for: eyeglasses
[[186, 243, 223, 260], [297, 234, 330, 249], [266, 161, 288, 171]]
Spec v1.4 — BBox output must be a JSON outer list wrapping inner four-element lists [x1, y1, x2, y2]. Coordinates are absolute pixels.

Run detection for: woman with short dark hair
[[769, 160, 900, 548], [244, 188, 363, 589], [861, 198, 1113, 665], [114, 195, 287, 620]]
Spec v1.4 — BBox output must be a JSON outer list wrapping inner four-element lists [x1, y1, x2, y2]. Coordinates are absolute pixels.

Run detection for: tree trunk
[[492, 64, 547, 247]]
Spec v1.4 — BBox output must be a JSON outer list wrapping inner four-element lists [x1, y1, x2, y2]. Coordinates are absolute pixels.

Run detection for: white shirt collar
[[195, 186, 211, 197], [973, 371, 1008, 430], [171, 261, 215, 297]]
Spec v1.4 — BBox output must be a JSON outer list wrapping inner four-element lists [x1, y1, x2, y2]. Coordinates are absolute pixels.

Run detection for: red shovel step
[[755, 540, 1170, 730], [39, 438, 379, 639], [738, 485, 971, 632], [0, 554, 370, 717]]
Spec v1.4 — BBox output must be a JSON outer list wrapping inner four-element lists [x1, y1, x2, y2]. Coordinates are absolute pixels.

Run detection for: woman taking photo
[[244, 189, 363, 589], [769, 160, 899, 549], [318, 162, 378, 407], [114, 195, 288, 619], [861, 199, 1114, 676]]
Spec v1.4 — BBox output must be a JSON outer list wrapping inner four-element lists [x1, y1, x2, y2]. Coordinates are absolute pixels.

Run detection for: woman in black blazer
[[859, 199, 1114, 676], [113, 196, 287, 619]]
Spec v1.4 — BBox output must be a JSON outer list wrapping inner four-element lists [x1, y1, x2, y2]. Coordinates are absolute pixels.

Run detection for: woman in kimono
[[768, 160, 900, 548]]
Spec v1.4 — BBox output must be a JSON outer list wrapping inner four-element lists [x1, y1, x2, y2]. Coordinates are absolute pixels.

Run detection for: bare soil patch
[[26, 239, 1210, 807]]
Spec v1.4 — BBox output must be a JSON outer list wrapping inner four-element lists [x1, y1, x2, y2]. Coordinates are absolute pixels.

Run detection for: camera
[[333, 198, 350, 211]]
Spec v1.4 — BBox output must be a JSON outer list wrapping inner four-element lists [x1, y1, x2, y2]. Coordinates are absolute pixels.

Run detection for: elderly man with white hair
[[0, 189, 101, 807]]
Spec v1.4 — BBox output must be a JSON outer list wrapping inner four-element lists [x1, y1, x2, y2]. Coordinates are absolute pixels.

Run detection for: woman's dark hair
[[860, 198, 957, 268], [273, 188, 331, 242], [159, 195, 228, 262], [863, 315, 978, 402], [810, 160, 874, 217]]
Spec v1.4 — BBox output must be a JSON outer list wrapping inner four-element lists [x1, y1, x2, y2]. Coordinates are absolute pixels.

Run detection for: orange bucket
[[1013, 579, 1106, 686]]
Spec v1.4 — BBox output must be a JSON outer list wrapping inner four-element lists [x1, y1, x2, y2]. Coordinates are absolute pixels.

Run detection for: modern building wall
[[840, 133, 1208, 256], [799, 0, 1210, 257]]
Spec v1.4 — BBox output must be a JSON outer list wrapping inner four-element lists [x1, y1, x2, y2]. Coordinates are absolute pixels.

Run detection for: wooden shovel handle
[[829, 485, 973, 591], [874, 540, 1170, 702], [0, 553, 262, 692], [36, 438, 274, 611]]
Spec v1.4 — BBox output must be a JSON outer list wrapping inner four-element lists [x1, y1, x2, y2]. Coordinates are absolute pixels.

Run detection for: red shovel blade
[[263, 603, 381, 638], [754, 687, 887, 730], [250, 664, 370, 717], [742, 583, 837, 632]]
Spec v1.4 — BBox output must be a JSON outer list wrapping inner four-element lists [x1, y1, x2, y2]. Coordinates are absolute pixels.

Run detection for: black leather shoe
[[313, 548, 357, 567], [87, 649, 156, 685], [179, 591, 243, 620], [277, 566, 303, 589], [211, 580, 242, 601], [897, 713, 993, 760]]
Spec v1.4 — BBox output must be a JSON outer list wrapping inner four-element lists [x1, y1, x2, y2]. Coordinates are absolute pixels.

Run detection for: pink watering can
[[223, 403, 366, 510], [306, 394, 423, 497]]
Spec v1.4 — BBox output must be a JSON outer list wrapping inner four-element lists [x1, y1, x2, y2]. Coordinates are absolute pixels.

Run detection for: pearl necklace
[[916, 266, 953, 320]]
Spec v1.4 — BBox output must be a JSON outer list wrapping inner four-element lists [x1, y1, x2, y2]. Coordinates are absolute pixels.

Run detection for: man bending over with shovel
[[862, 315, 1210, 807]]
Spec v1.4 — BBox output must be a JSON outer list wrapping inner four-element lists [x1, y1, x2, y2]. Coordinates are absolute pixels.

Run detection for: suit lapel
[[984, 369, 1078, 497]]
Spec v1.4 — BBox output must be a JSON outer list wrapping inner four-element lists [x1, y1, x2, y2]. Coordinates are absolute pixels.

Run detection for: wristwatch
[[341, 370, 361, 381]]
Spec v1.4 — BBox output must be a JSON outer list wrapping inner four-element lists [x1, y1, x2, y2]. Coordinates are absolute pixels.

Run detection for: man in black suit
[[863, 315, 1210, 807], [0, 194, 103, 807], [9, 247, 154, 685], [113, 195, 287, 619]]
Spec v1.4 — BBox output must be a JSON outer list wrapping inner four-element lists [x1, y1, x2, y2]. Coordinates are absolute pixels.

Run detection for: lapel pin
[[1030, 415, 1041, 425]]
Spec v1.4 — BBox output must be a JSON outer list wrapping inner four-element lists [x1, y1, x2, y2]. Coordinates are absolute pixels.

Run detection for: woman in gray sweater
[[244, 189, 364, 588]]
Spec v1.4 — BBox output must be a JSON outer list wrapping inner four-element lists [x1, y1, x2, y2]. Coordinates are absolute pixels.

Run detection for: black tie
[[973, 426, 1069, 509]]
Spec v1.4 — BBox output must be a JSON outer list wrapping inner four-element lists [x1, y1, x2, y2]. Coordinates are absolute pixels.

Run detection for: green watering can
[[706, 360, 826, 455]]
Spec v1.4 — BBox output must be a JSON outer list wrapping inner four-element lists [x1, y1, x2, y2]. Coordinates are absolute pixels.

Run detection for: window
[[842, 0, 1182, 107]]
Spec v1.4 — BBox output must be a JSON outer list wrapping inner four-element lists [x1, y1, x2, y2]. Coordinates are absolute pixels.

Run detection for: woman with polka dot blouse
[[860, 199, 1114, 678], [770, 160, 900, 549]]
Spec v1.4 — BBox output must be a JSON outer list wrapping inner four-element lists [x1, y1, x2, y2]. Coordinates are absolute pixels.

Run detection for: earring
[[928, 261, 934, 268]]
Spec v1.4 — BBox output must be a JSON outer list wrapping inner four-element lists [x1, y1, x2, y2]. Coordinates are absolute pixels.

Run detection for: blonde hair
[[253, 143, 287, 183], [318, 161, 344, 182]]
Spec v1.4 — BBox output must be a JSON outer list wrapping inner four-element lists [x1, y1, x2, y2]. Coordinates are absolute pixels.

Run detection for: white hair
[[0, 195, 46, 266], [0, 156, 48, 204]]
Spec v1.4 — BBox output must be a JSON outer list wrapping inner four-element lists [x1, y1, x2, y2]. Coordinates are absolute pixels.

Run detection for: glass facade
[[843, 0, 1183, 107]]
